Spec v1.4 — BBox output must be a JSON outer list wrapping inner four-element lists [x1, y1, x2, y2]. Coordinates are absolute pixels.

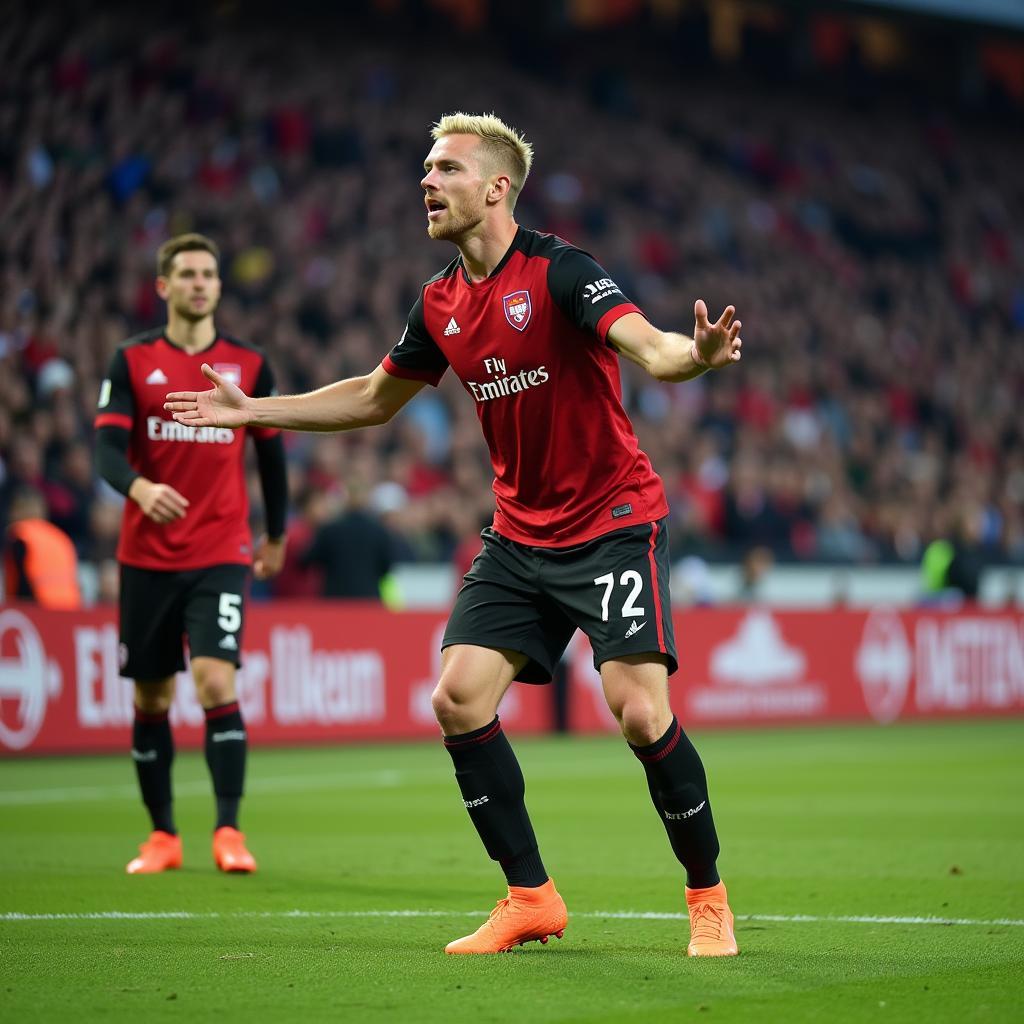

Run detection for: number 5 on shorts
[[218, 593, 242, 632], [593, 571, 646, 622]]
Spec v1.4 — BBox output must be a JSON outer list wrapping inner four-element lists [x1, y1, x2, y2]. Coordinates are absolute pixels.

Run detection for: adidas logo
[[218, 635, 238, 651], [443, 317, 461, 336], [145, 368, 169, 385], [131, 748, 157, 763], [624, 619, 647, 639]]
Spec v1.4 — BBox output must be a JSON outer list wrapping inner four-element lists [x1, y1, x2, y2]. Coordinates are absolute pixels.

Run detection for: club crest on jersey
[[502, 290, 532, 332], [213, 363, 242, 386]]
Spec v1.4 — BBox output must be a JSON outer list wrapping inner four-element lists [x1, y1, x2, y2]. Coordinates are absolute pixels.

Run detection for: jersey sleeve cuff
[[94, 413, 133, 430], [595, 303, 644, 344], [381, 354, 444, 387]]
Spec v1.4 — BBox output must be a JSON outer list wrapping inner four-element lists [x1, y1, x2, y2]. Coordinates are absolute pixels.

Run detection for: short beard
[[427, 207, 483, 242], [172, 300, 217, 323]]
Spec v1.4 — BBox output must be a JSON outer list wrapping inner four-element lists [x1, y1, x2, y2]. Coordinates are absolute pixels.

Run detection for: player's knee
[[134, 681, 173, 714], [430, 679, 480, 732], [430, 681, 460, 726], [617, 696, 666, 746], [193, 669, 235, 709]]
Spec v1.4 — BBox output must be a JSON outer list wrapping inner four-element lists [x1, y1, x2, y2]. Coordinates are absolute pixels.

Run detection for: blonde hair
[[431, 112, 533, 207]]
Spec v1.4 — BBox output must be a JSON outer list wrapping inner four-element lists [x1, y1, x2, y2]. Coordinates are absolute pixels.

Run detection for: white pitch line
[[0, 760, 629, 806], [0, 771, 405, 806], [2, 909, 1022, 928]]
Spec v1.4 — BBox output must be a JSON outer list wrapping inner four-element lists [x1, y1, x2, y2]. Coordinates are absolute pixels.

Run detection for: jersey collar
[[458, 226, 526, 287]]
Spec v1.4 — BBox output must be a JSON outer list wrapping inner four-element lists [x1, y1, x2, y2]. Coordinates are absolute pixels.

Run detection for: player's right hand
[[164, 363, 251, 428], [130, 479, 190, 524]]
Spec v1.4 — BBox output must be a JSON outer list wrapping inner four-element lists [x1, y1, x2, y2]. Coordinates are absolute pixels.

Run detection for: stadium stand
[[1, 0, 1022, 605]]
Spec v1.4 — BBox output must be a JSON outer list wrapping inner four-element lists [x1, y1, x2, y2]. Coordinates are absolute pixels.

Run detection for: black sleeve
[[546, 246, 643, 341], [93, 347, 139, 497], [95, 347, 136, 422], [247, 354, 288, 539], [383, 290, 449, 386], [254, 434, 288, 540], [94, 425, 138, 497], [252, 356, 277, 400]]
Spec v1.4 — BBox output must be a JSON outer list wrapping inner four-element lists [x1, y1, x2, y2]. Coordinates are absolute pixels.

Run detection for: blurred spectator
[[301, 482, 397, 601], [270, 488, 330, 599], [920, 503, 986, 604], [674, 555, 716, 607], [737, 546, 774, 604], [2, 487, 82, 608], [1, 0, 1021, 595]]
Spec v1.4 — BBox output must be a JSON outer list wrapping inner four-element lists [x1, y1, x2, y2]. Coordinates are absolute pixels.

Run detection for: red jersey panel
[[384, 228, 668, 547], [95, 330, 279, 570]]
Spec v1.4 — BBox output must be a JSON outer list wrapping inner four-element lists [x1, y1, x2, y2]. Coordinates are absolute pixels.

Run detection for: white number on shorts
[[593, 571, 646, 622], [217, 593, 242, 632]]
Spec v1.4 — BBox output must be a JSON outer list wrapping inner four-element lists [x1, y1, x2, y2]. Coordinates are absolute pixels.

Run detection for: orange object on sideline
[[4, 519, 81, 609]]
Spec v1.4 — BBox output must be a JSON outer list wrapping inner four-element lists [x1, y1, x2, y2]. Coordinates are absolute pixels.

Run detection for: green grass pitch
[[2, 720, 1022, 1023]]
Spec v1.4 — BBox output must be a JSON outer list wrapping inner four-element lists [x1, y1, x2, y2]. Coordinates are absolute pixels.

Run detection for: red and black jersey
[[94, 329, 280, 570], [383, 227, 668, 547]]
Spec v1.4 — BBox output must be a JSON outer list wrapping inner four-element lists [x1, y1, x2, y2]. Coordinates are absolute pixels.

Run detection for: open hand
[[692, 300, 743, 370], [164, 363, 251, 428]]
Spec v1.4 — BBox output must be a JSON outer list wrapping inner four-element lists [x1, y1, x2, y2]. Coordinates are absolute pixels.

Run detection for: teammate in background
[[95, 233, 288, 875], [166, 115, 743, 955]]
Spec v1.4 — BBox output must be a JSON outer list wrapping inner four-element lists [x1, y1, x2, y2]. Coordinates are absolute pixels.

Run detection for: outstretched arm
[[607, 300, 743, 383], [165, 363, 426, 433]]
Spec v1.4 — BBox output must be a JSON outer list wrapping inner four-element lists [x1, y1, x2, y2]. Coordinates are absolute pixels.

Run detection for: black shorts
[[443, 519, 677, 684], [119, 563, 249, 680]]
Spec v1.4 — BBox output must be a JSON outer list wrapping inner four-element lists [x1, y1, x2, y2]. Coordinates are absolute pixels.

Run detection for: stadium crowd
[[2, 2, 1023, 603]]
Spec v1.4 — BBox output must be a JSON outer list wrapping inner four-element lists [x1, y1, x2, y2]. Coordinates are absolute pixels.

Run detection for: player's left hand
[[253, 534, 287, 580], [692, 299, 743, 370]]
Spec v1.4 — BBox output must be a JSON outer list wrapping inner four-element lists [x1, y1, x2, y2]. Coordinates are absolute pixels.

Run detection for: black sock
[[630, 717, 721, 889], [443, 717, 548, 888], [204, 701, 247, 830], [132, 708, 175, 835]]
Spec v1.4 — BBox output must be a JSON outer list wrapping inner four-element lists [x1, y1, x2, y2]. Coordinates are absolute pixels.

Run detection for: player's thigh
[[182, 564, 248, 669], [433, 644, 528, 729], [443, 528, 576, 685], [544, 517, 678, 675], [119, 564, 188, 680]]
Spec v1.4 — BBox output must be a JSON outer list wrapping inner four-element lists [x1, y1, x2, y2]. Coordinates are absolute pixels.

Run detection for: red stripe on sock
[[646, 521, 666, 654], [634, 720, 682, 764], [443, 719, 502, 748], [204, 701, 240, 721]]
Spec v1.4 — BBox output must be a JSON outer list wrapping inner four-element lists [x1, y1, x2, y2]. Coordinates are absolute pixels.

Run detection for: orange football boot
[[212, 827, 257, 873], [445, 878, 568, 954], [126, 831, 182, 874], [685, 880, 739, 956]]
